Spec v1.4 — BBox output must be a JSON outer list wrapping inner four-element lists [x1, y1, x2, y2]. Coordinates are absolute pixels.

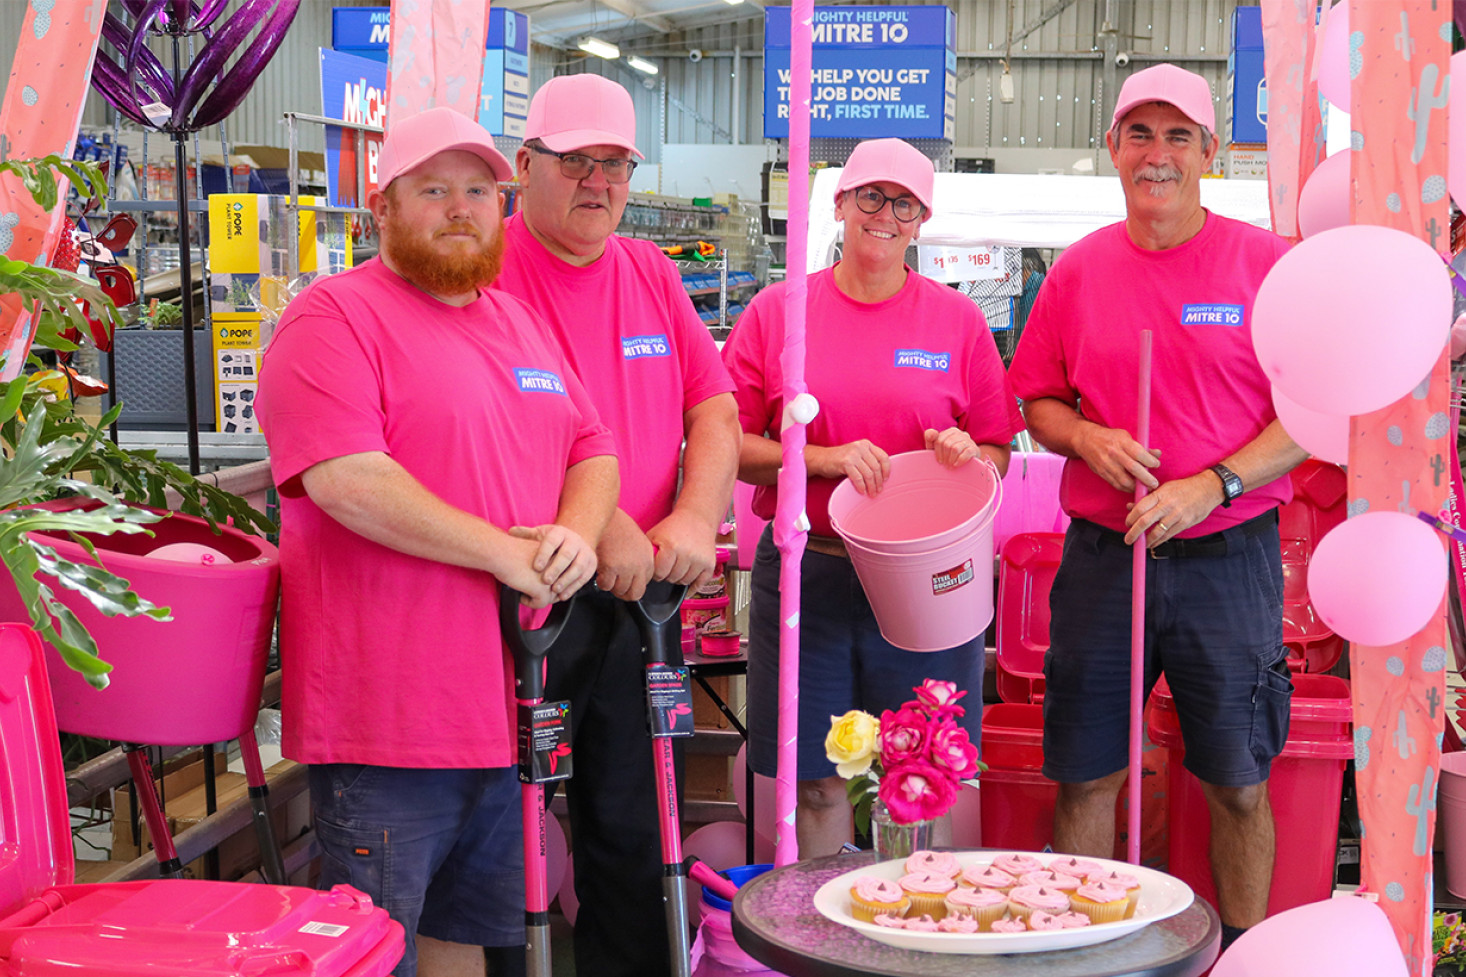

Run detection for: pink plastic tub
[[994, 532, 1064, 704], [992, 451, 1070, 553], [0, 499, 279, 745], [828, 451, 1002, 652]]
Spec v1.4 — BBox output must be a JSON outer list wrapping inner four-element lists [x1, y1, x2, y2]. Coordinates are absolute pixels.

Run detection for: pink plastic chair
[[994, 532, 1064, 704], [991, 451, 1070, 554], [0, 622, 405, 975], [1278, 460, 1347, 673], [0, 499, 285, 882]]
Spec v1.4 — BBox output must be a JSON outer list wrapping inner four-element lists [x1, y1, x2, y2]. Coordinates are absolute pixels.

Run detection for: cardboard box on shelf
[[686, 754, 734, 802], [112, 749, 228, 854]]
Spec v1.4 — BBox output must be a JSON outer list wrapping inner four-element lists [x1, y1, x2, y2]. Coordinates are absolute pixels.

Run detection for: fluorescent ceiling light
[[723, 0, 745, 5], [578, 36, 621, 60], [626, 55, 659, 75]]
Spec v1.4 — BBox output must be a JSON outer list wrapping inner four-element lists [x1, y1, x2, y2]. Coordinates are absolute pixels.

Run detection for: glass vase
[[870, 798, 934, 861]]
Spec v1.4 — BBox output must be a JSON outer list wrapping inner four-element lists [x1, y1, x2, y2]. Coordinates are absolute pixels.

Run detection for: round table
[[731, 853, 1220, 977]]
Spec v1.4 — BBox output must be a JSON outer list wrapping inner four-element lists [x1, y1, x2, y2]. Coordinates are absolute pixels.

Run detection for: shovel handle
[[500, 588, 575, 702]]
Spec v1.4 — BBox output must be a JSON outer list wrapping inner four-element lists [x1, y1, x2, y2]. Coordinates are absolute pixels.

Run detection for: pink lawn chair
[[993, 532, 1064, 704], [0, 621, 405, 975]]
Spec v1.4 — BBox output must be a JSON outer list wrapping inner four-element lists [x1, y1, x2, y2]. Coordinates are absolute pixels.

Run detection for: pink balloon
[[1307, 512, 1446, 647], [1296, 152, 1351, 239], [1271, 386, 1349, 466], [545, 813, 568, 903], [1252, 225, 1451, 416], [1317, 2, 1351, 112], [146, 541, 233, 564], [1451, 52, 1466, 211], [558, 857, 580, 926], [950, 782, 982, 848], [731, 744, 777, 841], [1212, 896, 1406, 977], [682, 820, 749, 873]]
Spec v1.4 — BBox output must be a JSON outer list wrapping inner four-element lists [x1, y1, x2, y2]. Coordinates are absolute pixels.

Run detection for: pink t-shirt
[[493, 214, 735, 531], [257, 258, 616, 767], [1007, 213, 1292, 536], [722, 266, 1023, 538]]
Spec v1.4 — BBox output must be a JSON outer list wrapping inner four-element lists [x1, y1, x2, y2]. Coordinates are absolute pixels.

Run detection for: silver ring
[[1156, 521, 1169, 534]]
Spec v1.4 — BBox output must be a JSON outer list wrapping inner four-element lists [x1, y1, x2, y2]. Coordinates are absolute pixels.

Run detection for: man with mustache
[[1008, 64, 1305, 950], [494, 75, 739, 977], [258, 107, 618, 977]]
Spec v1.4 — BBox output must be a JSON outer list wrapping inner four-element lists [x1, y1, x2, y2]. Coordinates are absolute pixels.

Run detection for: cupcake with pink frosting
[[1026, 910, 1067, 931], [1047, 855, 1105, 880], [1086, 869, 1142, 918], [872, 913, 907, 928], [944, 885, 1008, 932], [1006, 884, 1071, 922], [959, 864, 1016, 892], [904, 850, 961, 879], [849, 876, 909, 922], [898, 871, 956, 919], [1069, 880, 1129, 924], [991, 853, 1045, 877], [1018, 869, 1083, 893], [937, 914, 980, 934], [903, 914, 940, 932], [1054, 911, 1093, 928], [989, 914, 1028, 933]]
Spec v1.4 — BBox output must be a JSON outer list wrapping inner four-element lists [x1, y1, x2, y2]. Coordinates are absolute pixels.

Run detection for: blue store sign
[[764, 5, 955, 140]]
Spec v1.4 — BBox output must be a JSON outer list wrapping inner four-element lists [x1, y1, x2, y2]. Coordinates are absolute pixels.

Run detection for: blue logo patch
[[622, 334, 671, 359], [1180, 303, 1244, 326], [514, 368, 568, 396], [893, 348, 951, 372]]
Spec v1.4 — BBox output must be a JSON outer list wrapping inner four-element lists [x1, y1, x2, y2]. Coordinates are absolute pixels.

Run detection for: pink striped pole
[[1127, 330, 1153, 866], [773, 0, 814, 869]]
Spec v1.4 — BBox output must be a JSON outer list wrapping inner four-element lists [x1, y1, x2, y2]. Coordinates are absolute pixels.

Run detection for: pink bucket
[[1440, 752, 1466, 898], [828, 451, 1002, 652]]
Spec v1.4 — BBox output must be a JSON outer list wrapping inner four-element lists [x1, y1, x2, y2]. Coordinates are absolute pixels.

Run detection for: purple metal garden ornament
[[88, 0, 301, 474]]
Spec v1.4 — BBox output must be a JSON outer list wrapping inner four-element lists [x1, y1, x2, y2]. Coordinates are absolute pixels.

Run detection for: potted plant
[[0, 155, 273, 689]]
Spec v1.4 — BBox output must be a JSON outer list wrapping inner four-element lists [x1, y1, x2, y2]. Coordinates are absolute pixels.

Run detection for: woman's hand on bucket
[[924, 427, 979, 469], [808, 440, 891, 496]]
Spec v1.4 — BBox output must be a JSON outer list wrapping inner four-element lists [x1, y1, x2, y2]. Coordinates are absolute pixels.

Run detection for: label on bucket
[[931, 559, 975, 595]]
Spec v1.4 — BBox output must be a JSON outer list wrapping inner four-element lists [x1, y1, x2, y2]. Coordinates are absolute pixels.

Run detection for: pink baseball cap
[[525, 74, 644, 159], [1110, 63, 1216, 133], [833, 138, 934, 213], [375, 106, 514, 188]]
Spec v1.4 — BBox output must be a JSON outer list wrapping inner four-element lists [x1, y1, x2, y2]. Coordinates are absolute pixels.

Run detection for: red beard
[[379, 212, 506, 298]]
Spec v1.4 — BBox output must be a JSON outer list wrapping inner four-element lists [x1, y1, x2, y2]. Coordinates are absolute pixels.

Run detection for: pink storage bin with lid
[[991, 450, 1070, 554], [994, 531, 1065, 704], [0, 622, 405, 975], [0, 498, 278, 744]]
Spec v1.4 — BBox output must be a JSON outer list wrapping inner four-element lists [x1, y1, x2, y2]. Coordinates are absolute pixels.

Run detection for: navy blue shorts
[[308, 764, 524, 977], [1041, 513, 1293, 788], [747, 526, 984, 780]]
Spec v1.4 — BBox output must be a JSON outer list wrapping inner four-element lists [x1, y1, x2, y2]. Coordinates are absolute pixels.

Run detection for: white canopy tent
[[805, 169, 1275, 271]]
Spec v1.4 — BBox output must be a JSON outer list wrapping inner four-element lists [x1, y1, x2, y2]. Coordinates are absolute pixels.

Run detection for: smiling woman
[[721, 137, 1024, 858]]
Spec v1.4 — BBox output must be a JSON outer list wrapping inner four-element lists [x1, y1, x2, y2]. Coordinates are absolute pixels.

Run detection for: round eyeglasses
[[850, 185, 926, 223], [531, 145, 638, 184]]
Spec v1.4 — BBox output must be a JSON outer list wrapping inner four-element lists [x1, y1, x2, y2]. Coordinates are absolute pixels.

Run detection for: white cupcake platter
[[811, 850, 1195, 954]]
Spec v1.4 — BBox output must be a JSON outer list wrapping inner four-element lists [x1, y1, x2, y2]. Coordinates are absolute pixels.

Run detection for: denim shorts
[[747, 526, 984, 781], [308, 764, 524, 977], [1041, 514, 1293, 788]]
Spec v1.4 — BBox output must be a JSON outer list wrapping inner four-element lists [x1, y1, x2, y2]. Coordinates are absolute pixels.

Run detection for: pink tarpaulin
[[773, 0, 814, 870], [0, 0, 106, 379], [385, 0, 492, 126], [1347, 2, 1451, 973]]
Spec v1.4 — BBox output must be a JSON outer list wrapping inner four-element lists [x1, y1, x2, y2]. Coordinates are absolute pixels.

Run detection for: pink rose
[[914, 679, 967, 719], [927, 722, 979, 779], [878, 760, 957, 823], [878, 705, 929, 764]]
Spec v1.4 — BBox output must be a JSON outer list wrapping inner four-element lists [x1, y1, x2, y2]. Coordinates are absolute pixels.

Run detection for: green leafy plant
[[1, 156, 275, 687]]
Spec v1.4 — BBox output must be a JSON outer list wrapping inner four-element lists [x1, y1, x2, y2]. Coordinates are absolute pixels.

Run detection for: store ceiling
[[498, 0, 765, 52]]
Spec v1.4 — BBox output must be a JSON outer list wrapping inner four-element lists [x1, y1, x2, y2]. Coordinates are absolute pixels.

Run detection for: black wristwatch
[[1210, 463, 1244, 507]]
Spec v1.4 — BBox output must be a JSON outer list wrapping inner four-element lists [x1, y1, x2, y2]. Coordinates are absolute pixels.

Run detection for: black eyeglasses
[[850, 185, 926, 223], [531, 145, 638, 184]]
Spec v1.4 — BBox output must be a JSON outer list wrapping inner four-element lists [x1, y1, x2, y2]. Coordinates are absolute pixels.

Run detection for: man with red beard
[[259, 107, 618, 977], [494, 75, 739, 977]]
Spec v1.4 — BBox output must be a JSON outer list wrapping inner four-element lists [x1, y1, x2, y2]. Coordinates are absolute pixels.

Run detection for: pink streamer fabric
[[1347, 3, 1450, 972], [384, 0, 492, 126], [0, 0, 107, 379], [773, 0, 814, 870], [1260, 0, 1326, 242]]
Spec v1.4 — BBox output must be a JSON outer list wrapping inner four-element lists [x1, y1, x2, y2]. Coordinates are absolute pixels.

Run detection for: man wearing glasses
[[495, 74, 739, 977]]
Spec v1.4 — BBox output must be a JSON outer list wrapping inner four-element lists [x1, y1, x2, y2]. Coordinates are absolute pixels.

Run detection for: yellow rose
[[825, 710, 880, 778]]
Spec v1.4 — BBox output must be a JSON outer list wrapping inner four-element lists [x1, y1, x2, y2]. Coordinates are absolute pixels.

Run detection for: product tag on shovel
[[518, 700, 573, 784], [646, 664, 695, 738]]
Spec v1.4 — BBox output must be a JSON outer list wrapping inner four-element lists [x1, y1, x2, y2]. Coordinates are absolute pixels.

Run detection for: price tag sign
[[917, 245, 1008, 283]]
